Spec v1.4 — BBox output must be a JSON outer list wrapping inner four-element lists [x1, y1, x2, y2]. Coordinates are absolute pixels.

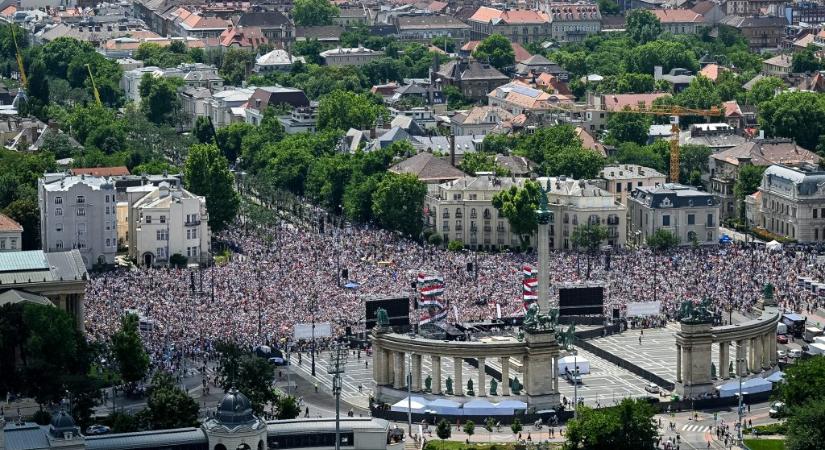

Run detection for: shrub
[[428, 233, 443, 246], [169, 253, 188, 268], [447, 240, 464, 251]]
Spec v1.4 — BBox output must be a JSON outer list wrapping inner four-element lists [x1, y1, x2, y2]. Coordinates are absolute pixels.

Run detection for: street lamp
[[570, 349, 580, 420], [407, 352, 413, 438], [736, 357, 747, 446], [329, 343, 348, 450]]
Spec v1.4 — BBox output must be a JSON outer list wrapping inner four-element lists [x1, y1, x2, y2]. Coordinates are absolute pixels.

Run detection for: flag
[[418, 270, 446, 325], [522, 264, 538, 312]]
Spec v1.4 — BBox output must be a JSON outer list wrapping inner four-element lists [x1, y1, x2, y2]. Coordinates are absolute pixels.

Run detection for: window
[[146, 215, 152, 224], [56, 240, 63, 250], [707, 231, 713, 241], [160, 215, 166, 224], [105, 206, 110, 215], [55, 207, 63, 216], [706, 213, 714, 227], [662, 215, 670, 226], [817, 229, 820, 240], [105, 221, 111, 231], [616, 183, 622, 193], [815, 209, 819, 219], [0, 239, 4, 249], [187, 247, 191, 257], [105, 195, 110, 203], [187, 229, 191, 239], [156, 230, 168, 241], [192, 228, 197, 239], [106, 238, 111, 247], [78, 241, 87, 249], [54, 196, 63, 205], [76, 196, 85, 204], [687, 214, 695, 225], [192, 247, 198, 256], [56, 223, 63, 232], [77, 207, 85, 216]]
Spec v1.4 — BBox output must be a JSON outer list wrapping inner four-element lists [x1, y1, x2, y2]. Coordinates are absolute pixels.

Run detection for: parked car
[[566, 372, 582, 384], [777, 349, 787, 359], [85, 425, 111, 435], [644, 383, 660, 394], [769, 401, 786, 418], [788, 348, 802, 358], [776, 334, 789, 344]]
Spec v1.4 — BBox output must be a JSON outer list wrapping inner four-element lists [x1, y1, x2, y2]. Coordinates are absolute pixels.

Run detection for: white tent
[[463, 399, 499, 416], [766, 371, 785, 383], [391, 396, 429, 413], [496, 399, 528, 415], [428, 398, 462, 415], [766, 240, 783, 252], [557, 355, 591, 375], [717, 378, 773, 398]]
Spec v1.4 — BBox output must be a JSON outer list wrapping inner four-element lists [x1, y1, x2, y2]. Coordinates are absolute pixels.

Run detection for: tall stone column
[[676, 344, 682, 383], [454, 357, 464, 395], [393, 352, 406, 389], [432, 355, 442, 394], [751, 337, 761, 373], [770, 333, 778, 365], [500, 357, 510, 396], [411, 354, 422, 391], [536, 187, 551, 312], [478, 357, 487, 396], [720, 341, 730, 379], [373, 343, 384, 384], [552, 356, 559, 392], [385, 349, 394, 386]]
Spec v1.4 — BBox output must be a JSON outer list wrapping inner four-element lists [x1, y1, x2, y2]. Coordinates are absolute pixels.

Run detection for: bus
[[782, 313, 807, 338]]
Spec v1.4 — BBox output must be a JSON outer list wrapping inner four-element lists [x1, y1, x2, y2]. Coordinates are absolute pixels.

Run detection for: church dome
[[49, 410, 79, 438], [216, 388, 255, 425]]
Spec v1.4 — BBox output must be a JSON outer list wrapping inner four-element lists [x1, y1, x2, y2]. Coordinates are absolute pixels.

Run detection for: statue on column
[[729, 361, 735, 377], [763, 283, 774, 300], [467, 379, 475, 396], [711, 362, 716, 379], [375, 307, 390, 329], [490, 378, 498, 396], [424, 375, 432, 392], [446, 376, 453, 395], [511, 377, 522, 395]]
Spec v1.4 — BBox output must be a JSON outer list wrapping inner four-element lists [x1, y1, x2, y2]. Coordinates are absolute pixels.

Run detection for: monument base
[[675, 382, 715, 399], [526, 393, 561, 411]]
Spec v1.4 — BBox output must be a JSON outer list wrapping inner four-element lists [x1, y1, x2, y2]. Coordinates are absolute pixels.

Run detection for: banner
[[293, 322, 332, 340], [418, 271, 446, 325], [522, 264, 538, 312], [625, 301, 661, 317]]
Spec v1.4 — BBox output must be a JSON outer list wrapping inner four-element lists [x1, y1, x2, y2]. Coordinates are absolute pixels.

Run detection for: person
[[304, 407, 309, 417], [314, 382, 318, 393]]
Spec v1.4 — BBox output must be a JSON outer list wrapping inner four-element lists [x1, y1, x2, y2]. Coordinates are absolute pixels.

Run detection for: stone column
[[751, 337, 761, 373], [770, 333, 778, 365], [720, 341, 730, 380], [676, 344, 682, 383], [764, 333, 773, 367], [373, 343, 384, 384], [432, 355, 442, 394], [552, 356, 558, 392], [478, 357, 487, 396], [454, 357, 464, 395], [500, 357, 510, 396], [537, 220, 550, 312], [682, 346, 691, 386], [385, 349, 395, 386], [411, 354, 422, 392], [393, 352, 406, 389]]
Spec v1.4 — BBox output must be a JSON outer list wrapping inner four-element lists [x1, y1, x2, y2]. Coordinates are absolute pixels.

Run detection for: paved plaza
[[291, 345, 656, 410]]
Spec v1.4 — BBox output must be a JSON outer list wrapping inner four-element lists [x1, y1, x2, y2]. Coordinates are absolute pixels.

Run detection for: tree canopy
[[625, 10, 662, 45], [472, 34, 515, 71], [111, 313, 150, 386], [371, 173, 427, 237], [293, 0, 340, 26], [317, 89, 387, 131], [759, 91, 825, 151], [183, 143, 240, 232], [492, 180, 543, 249], [564, 398, 658, 450]]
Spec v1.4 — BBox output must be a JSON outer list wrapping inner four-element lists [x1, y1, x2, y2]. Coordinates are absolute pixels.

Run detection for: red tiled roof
[[723, 100, 742, 118], [699, 63, 726, 81], [651, 9, 704, 23], [469, 6, 548, 24], [0, 213, 22, 233], [603, 93, 669, 112], [70, 166, 131, 177], [462, 40, 532, 62]]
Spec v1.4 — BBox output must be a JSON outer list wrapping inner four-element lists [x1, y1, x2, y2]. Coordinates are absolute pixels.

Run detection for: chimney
[[449, 133, 456, 167]]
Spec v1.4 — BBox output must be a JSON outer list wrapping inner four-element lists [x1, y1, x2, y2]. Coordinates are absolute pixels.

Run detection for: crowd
[[84, 218, 825, 363]]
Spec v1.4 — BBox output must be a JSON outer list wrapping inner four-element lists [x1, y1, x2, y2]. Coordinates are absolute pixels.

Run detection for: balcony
[[186, 219, 202, 226]]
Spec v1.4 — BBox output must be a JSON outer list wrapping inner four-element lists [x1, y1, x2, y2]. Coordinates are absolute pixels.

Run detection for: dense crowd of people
[[84, 219, 825, 364]]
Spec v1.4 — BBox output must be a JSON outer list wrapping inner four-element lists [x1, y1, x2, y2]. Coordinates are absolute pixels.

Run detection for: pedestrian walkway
[[681, 424, 712, 433]]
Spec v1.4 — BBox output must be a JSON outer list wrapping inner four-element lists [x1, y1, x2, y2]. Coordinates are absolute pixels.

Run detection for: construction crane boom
[[85, 63, 102, 107], [545, 101, 721, 182], [10, 25, 26, 89]]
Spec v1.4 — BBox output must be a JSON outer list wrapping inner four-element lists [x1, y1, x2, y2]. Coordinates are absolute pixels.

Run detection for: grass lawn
[[744, 439, 785, 450], [424, 441, 562, 450]]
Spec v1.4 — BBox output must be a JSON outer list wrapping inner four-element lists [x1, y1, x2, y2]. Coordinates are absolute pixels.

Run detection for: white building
[[38, 174, 118, 268], [0, 213, 23, 252], [121, 63, 223, 103], [320, 46, 383, 66], [254, 49, 306, 72], [425, 174, 626, 250], [628, 183, 720, 246], [127, 182, 210, 266], [755, 164, 825, 242], [597, 164, 667, 206]]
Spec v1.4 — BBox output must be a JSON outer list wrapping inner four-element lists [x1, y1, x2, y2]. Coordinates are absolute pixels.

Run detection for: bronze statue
[[425, 375, 432, 392], [490, 378, 498, 396], [467, 379, 475, 396], [511, 377, 522, 395], [678, 298, 713, 324], [375, 307, 390, 327], [446, 376, 453, 395], [763, 283, 775, 300]]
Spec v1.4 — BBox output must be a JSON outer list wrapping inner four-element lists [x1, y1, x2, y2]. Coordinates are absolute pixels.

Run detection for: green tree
[[193, 116, 216, 144], [546, 147, 605, 179], [215, 342, 277, 415], [674, 75, 722, 110], [510, 418, 522, 435], [472, 34, 515, 71], [343, 173, 384, 222], [463, 420, 475, 440], [679, 144, 711, 186], [780, 356, 825, 408], [145, 372, 199, 429], [111, 313, 150, 386], [647, 228, 679, 251], [317, 89, 387, 131], [759, 91, 825, 151], [428, 233, 443, 246], [792, 45, 823, 73], [598, 0, 620, 15], [744, 76, 784, 106], [447, 240, 464, 251], [626, 10, 662, 45], [293, 39, 324, 65], [599, 73, 655, 94], [786, 400, 825, 450], [306, 153, 353, 210], [293, 0, 340, 26], [430, 36, 456, 53], [514, 125, 601, 177], [139, 73, 184, 125], [459, 152, 504, 175], [492, 180, 542, 249], [628, 40, 698, 74], [371, 173, 427, 237], [564, 399, 657, 450], [3, 198, 40, 249], [215, 122, 254, 164], [715, 70, 743, 102], [615, 141, 669, 174], [570, 224, 609, 278], [183, 143, 240, 232], [436, 419, 452, 442], [276, 395, 301, 419], [733, 164, 765, 202], [607, 110, 653, 145], [220, 48, 255, 85]]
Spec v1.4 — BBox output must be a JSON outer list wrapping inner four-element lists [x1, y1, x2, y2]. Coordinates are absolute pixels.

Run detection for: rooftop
[[389, 152, 466, 182], [0, 250, 87, 285], [0, 212, 23, 232], [600, 164, 666, 180]]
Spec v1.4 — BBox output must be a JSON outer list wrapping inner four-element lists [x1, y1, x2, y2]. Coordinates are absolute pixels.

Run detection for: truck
[[803, 326, 823, 343], [777, 322, 788, 335], [782, 313, 807, 338], [807, 342, 825, 356]]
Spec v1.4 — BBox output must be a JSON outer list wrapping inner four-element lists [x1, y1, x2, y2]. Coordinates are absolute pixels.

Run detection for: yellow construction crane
[[85, 63, 102, 107], [547, 102, 722, 182], [10, 25, 26, 89]]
